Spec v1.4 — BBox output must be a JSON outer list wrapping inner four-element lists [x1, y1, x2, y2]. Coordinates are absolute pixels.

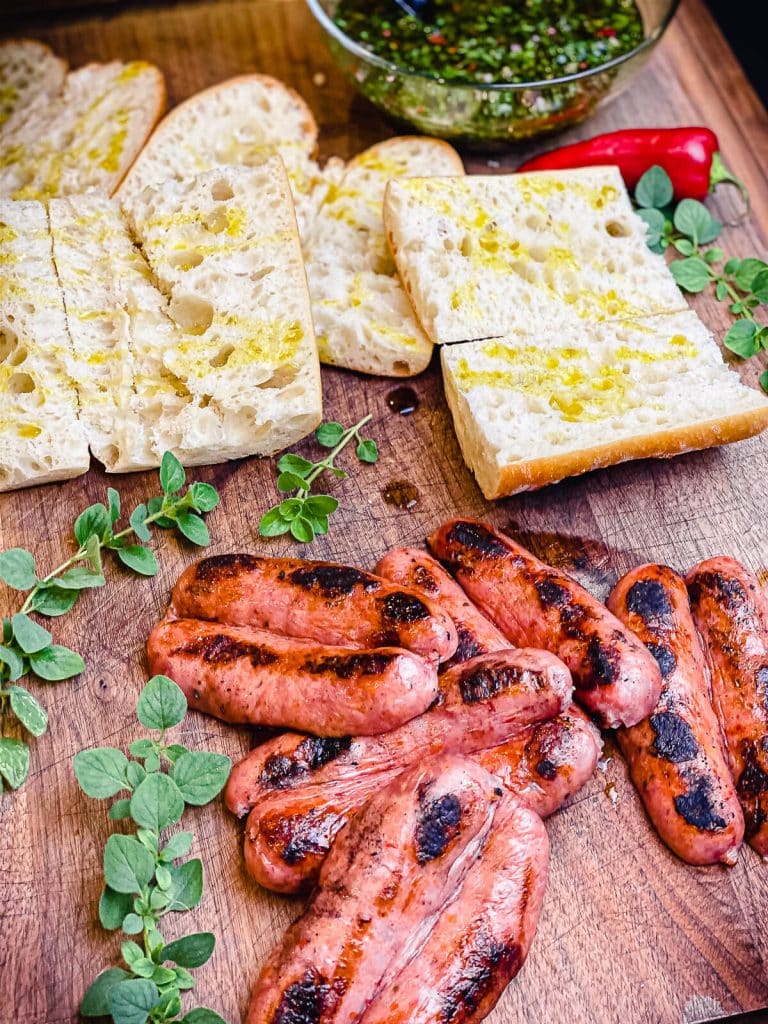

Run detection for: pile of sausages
[[147, 517, 768, 1024]]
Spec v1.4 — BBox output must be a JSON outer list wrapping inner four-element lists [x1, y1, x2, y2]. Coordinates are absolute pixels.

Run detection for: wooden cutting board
[[2, 1, 768, 1022]]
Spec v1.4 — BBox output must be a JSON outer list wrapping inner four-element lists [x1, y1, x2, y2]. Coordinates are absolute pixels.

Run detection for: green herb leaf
[[155, 864, 172, 890], [172, 751, 231, 806], [176, 511, 210, 546], [183, 1009, 228, 1024], [74, 504, 111, 546], [108, 977, 161, 1024], [259, 508, 291, 537], [29, 644, 84, 681], [53, 566, 106, 590], [356, 439, 379, 463], [705, 247, 724, 264], [173, 967, 196, 991], [277, 470, 309, 493], [290, 516, 315, 543], [81, 967, 131, 1017], [303, 495, 338, 517], [164, 743, 188, 763], [107, 487, 121, 523], [188, 482, 220, 513], [130, 772, 185, 831], [277, 453, 314, 478], [724, 257, 742, 275], [750, 268, 768, 304], [670, 257, 710, 293], [673, 199, 721, 243], [129, 504, 152, 543], [128, 739, 154, 758], [11, 612, 51, 654], [316, 421, 345, 447], [161, 932, 215, 968], [0, 737, 30, 789], [127, 762, 147, 789], [636, 207, 665, 248], [723, 319, 760, 357], [0, 548, 36, 590], [109, 798, 132, 821], [137, 675, 187, 731], [278, 498, 304, 520], [734, 258, 768, 292], [715, 281, 729, 301], [165, 858, 203, 912], [672, 237, 694, 256], [159, 992, 184, 1017], [99, 887, 134, 930], [29, 585, 78, 617], [161, 830, 193, 861], [760, 370, 768, 393], [160, 452, 186, 495], [120, 940, 145, 969], [118, 545, 160, 577], [635, 165, 674, 208], [104, 834, 156, 894], [8, 686, 48, 737], [0, 644, 25, 681]]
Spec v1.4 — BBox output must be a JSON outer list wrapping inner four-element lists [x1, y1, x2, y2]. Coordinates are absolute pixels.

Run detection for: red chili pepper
[[517, 127, 749, 207]]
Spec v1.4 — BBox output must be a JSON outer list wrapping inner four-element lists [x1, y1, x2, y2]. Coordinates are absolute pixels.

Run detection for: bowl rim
[[305, 0, 681, 91]]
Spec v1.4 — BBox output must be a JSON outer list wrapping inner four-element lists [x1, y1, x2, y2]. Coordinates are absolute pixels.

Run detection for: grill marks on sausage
[[688, 570, 750, 617], [646, 642, 677, 679], [271, 968, 345, 1024], [625, 579, 674, 626], [193, 552, 260, 584], [650, 711, 699, 763], [584, 635, 618, 687], [438, 929, 523, 1024], [259, 807, 332, 866], [415, 791, 462, 864], [459, 662, 534, 703], [412, 564, 441, 595], [446, 521, 511, 563], [535, 578, 571, 609], [452, 624, 487, 665], [674, 774, 728, 832], [288, 564, 379, 598], [259, 737, 352, 789], [301, 652, 394, 679], [738, 741, 768, 836], [179, 634, 279, 667], [534, 576, 620, 688]]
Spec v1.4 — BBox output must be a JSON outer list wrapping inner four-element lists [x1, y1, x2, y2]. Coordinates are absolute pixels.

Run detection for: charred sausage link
[[375, 547, 508, 669], [358, 796, 549, 1024], [168, 553, 458, 663], [608, 564, 744, 865], [243, 708, 598, 894], [429, 518, 662, 729], [146, 618, 438, 737], [687, 557, 768, 856], [246, 756, 501, 1024], [225, 647, 573, 817]]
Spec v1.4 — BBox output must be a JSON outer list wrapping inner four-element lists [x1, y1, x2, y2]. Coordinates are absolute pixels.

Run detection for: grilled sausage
[[169, 553, 458, 663], [147, 618, 438, 737], [246, 756, 500, 1024], [687, 557, 768, 857], [225, 647, 574, 817], [608, 564, 744, 866], [375, 547, 508, 669], [429, 518, 662, 728], [359, 796, 549, 1024], [243, 708, 599, 893]]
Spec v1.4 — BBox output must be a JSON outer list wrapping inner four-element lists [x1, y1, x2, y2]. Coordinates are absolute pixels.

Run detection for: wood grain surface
[[2, 1, 768, 1022]]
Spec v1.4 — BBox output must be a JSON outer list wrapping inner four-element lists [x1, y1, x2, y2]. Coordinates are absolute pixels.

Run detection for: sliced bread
[[0, 39, 67, 136], [0, 201, 90, 491], [0, 60, 165, 200], [122, 160, 323, 464], [384, 167, 687, 345], [116, 74, 325, 233], [441, 312, 768, 499], [303, 136, 464, 376]]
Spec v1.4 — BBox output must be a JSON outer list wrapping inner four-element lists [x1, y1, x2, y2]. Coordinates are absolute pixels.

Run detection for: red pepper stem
[[709, 150, 750, 212]]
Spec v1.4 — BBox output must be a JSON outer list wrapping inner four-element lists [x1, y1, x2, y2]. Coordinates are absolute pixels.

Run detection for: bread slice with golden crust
[[0, 201, 90, 491], [441, 312, 768, 499], [0, 60, 165, 200], [0, 39, 67, 136], [304, 136, 464, 377]]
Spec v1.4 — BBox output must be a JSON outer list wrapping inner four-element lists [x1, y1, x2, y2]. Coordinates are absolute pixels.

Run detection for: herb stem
[[302, 414, 372, 490]]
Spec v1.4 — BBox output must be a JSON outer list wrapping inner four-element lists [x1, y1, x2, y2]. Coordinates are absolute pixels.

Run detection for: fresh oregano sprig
[[0, 453, 219, 792], [74, 675, 231, 1024], [259, 415, 379, 543], [633, 164, 768, 391]]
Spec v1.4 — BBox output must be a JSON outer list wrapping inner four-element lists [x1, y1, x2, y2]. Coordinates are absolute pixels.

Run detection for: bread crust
[[347, 135, 464, 175], [110, 63, 167, 194]]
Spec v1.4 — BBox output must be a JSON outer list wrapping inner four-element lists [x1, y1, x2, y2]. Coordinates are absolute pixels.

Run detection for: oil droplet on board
[[382, 480, 419, 509], [386, 386, 419, 415]]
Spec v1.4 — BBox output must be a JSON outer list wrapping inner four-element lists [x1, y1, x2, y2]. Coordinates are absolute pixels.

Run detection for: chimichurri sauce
[[333, 0, 645, 84]]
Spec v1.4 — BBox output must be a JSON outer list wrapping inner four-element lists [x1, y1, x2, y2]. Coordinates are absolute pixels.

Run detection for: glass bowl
[[306, 0, 680, 146]]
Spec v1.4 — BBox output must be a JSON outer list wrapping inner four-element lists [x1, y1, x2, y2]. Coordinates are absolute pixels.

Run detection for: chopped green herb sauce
[[333, 0, 645, 84]]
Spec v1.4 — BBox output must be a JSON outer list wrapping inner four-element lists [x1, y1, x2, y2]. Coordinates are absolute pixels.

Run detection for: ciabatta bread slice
[[384, 168, 687, 345], [0, 60, 165, 200], [0, 39, 66, 136], [0, 200, 89, 491], [441, 311, 768, 499], [304, 137, 464, 376], [122, 160, 322, 464], [116, 74, 325, 233]]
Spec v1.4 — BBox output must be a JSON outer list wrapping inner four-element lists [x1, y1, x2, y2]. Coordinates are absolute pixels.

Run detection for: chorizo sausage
[[169, 553, 458, 663], [147, 618, 438, 736], [429, 518, 662, 728], [608, 564, 744, 865], [375, 547, 508, 669], [246, 756, 500, 1024], [687, 557, 768, 857]]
